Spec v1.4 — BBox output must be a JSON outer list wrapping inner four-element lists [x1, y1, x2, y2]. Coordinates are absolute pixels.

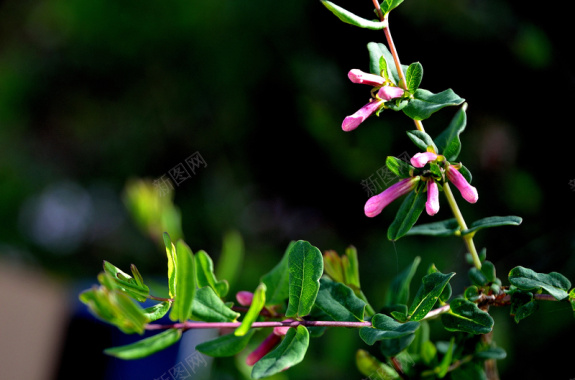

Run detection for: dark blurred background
[[1, 0, 574, 379]]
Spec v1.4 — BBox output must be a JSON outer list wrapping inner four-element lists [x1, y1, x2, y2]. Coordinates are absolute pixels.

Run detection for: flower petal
[[342, 99, 383, 131], [364, 177, 419, 218], [446, 166, 478, 203], [348, 69, 386, 86], [246, 333, 281, 366], [236, 291, 254, 306], [377, 86, 405, 101], [426, 180, 439, 216], [411, 152, 438, 168]]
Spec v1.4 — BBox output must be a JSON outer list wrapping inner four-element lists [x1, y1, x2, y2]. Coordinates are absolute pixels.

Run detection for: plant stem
[[146, 320, 372, 331], [148, 295, 173, 302], [443, 182, 482, 269]]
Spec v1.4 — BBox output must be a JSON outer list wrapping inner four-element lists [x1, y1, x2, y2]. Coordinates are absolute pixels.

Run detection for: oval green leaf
[[196, 329, 256, 357], [285, 241, 324, 319], [403, 89, 465, 121], [169, 240, 196, 322], [441, 298, 494, 334], [509, 266, 571, 300], [104, 329, 182, 360], [251, 325, 310, 379], [313, 278, 366, 322], [387, 184, 426, 241], [321, 1, 388, 30], [360, 314, 420, 346], [408, 271, 455, 321]]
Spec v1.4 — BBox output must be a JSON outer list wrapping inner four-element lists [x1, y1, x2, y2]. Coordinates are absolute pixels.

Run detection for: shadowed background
[[1, 0, 574, 379]]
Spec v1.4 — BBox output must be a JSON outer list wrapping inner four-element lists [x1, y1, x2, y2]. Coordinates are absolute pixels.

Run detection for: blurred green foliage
[[1, 0, 575, 378]]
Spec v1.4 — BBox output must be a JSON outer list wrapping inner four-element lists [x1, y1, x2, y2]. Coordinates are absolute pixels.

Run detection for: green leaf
[[406, 130, 438, 153], [462, 216, 523, 236], [104, 329, 182, 359], [163, 232, 177, 299], [386, 156, 413, 178], [437, 337, 455, 378], [405, 219, 460, 237], [368, 42, 407, 85], [405, 62, 423, 93], [251, 325, 310, 379], [235, 283, 266, 336], [508, 266, 571, 300], [464, 286, 480, 302], [421, 341, 437, 366], [360, 314, 420, 345], [102, 261, 149, 302], [82, 275, 149, 334], [143, 301, 172, 322], [169, 240, 196, 322], [380, 0, 405, 15], [380, 334, 416, 357], [356, 349, 400, 380], [408, 271, 455, 321], [215, 229, 244, 288], [428, 264, 452, 304], [261, 242, 293, 306], [403, 89, 465, 121], [386, 256, 421, 306], [442, 298, 494, 334], [191, 287, 240, 322], [570, 289, 575, 316], [510, 291, 538, 323], [285, 241, 324, 318], [196, 329, 256, 357], [451, 362, 487, 380], [434, 104, 467, 161], [387, 184, 426, 241], [379, 56, 390, 81], [320, 1, 388, 30], [343, 245, 361, 290], [313, 278, 366, 322], [195, 250, 229, 298]]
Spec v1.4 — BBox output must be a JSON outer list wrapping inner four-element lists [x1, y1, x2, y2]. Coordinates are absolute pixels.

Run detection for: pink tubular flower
[[236, 291, 254, 306], [446, 165, 478, 203], [426, 180, 439, 216], [342, 99, 384, 132], [348, 69, 386, 86], [365, 177, 420, 218], [246, 332, 281, 366], [377, 86, 404, 101], [342, 70, 405, 132], [411, 152, 438, 168]]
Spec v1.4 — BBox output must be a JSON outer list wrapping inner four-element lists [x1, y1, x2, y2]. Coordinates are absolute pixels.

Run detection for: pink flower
[[411, 152, 438, 168], [236, 291, 254, 306], [348, 69, 386, 86], [365, 177, 420, 218], [342, 99, 384, 132], [446, 165, 478, 203], [426, 180, 439, 216], [246, 332, 281, 366], [273, 319, 294, 336], [342, 70, 405, 132], [377, 86, 404, 101]]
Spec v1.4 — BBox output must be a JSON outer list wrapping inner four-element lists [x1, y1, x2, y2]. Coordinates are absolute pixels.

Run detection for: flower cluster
[[342, 69, 405, 132], [364, 151, 478, 218]]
